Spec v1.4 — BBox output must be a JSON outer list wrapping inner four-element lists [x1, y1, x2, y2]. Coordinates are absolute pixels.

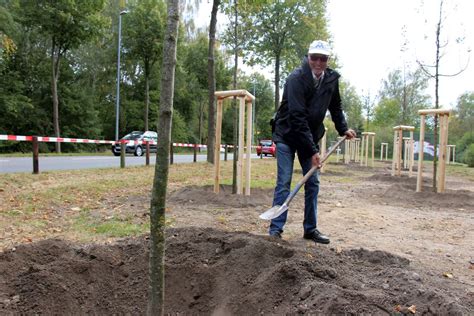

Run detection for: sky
[[326, 0, 473, 108], [197, 0, 473, 108]]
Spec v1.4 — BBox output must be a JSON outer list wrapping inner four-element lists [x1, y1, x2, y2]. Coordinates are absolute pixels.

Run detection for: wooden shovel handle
[[283, 136, 347, 206]]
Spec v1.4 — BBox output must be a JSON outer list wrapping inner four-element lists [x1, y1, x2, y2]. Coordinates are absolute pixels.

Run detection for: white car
[[111, 131, 158, 156]]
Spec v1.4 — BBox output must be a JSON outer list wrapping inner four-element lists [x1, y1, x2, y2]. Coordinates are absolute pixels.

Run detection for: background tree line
[[0, 0, 472, 164]]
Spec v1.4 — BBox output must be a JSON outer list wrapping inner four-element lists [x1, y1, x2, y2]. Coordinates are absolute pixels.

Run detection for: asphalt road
[[0, 153, 263, 174]]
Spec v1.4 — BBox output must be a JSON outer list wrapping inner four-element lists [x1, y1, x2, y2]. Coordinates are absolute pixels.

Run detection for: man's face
[[308, 54, 329, 77]]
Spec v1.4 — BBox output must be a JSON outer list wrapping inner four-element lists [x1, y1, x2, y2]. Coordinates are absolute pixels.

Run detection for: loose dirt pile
[[1, 161, 473, 314], [1, 227, 472, 314]]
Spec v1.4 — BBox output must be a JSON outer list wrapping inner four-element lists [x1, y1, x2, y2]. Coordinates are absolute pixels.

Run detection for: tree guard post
[[361, 132, 375, 167], [214, 90, 255, 195], [145, 141, 150, 166], [447, 145, 456, 164], [32, 136, 39, 174], [416, 109, 450, 193], [391, 125, 415, 177], [120, 141, 126, 168], [380, 143, 388, 161], [354, 138, 360, 162]]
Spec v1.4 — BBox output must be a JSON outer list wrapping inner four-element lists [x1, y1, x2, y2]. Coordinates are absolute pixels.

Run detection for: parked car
[[256, 139, 276, 157], [111, 131, 158, 156]]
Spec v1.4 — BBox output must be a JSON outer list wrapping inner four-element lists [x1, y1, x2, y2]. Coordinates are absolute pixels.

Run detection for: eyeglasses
[[309, 54, 329, 62]]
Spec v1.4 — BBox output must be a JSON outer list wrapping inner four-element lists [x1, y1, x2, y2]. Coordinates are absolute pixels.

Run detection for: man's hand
[[344, 129, 357, 139], [311, 152, 322, 169]]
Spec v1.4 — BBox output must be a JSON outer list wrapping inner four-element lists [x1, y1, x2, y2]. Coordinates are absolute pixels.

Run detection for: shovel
[[259, 136, 347, 220]]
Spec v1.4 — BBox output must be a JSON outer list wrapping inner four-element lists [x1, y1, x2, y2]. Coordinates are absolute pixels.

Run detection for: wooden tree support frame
[[391, 125, 415, 177], [344, 138, 361, 164], [416, 109, 451, 193], [214, 90, 255, 195], [360, 132, 375, 167]]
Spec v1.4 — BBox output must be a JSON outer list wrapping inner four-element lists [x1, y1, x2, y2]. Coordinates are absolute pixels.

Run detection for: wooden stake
[[245, 100, 252, 196], [371, 134, 375, 167], [214, 98, 223, 193], [416, 115, 426, 192], [438, 114, 449, 193], [409, 131, 414, 177], [237, 96, 245, 194], [32, 136, 39, 174], [391, 131, 397, 176]]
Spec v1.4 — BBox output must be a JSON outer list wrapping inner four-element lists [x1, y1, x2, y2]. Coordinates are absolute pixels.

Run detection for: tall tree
[[206, 0, 221, 163], [124, 0, 166, 131], [20, 0, 106, 152], [417, 0, 469, 190], [240, 0, 328, 110], [148, 0, 179, 314]]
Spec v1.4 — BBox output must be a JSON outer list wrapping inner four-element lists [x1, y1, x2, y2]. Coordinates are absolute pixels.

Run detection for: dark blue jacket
[[272, 56, 348, 159]]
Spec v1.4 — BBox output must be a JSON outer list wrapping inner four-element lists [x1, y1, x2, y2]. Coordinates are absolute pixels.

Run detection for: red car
[[256, 140, 276, 157]]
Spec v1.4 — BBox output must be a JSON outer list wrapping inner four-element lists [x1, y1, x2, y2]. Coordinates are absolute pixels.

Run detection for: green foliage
[[377, 67, 430, 126], [237, 0, 329, 108], [2, 0, 473, 158], [372, 99, 400, 128], [456, 131, 474, 162], [20, 0, 107, 53], [340, 81, 364, 133], [463, 143, 474, 167], [171, 111, 189, 142]]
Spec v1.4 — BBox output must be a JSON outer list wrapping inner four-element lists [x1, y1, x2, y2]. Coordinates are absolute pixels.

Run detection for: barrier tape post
[[193, 144, 197, 162], [120, 142, 126, 168], [32, 136, 39, 174], [145, 141, 150, 166], [224, 144, 228, 161], [170, 142, 174, 165]]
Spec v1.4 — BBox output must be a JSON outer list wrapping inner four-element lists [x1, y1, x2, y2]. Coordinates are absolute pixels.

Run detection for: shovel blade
[[259, 204, 289, 220]]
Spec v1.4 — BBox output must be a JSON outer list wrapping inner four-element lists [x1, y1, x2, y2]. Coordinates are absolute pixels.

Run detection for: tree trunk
[[51, 40, 61, 153], [148, 1, 179, 315], [207, 0, 220, 164], [274, 53, 281, 111], [145, 60, 150, 132]]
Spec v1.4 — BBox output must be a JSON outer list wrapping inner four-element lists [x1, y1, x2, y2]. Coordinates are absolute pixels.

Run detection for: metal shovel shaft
[[259, 136, 347, 220]]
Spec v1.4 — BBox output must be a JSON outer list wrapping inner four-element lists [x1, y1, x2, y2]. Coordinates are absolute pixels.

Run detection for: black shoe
[[303, 229, 330, 244], [270, 231, 282, 239]]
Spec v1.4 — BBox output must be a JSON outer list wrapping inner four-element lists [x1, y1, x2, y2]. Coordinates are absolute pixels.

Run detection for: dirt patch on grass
[[1, 160, 473, 313]]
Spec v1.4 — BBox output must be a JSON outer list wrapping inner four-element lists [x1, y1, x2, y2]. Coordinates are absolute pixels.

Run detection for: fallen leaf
[[394, 305, 402, 312], [443, 272, 453, 278], [336, 246, 342, 254], [408, 305, 416, 314]]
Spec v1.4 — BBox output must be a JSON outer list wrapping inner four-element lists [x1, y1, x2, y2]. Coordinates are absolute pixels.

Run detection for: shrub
[[463, 143, 474, 167]]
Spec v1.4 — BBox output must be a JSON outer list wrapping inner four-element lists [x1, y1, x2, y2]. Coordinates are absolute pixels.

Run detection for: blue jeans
[[269, 142, 320, 235]]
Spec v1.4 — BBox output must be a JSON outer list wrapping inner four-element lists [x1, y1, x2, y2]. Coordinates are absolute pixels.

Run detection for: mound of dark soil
[[1, 227, 471, 314], [169, 185, 273, 208]]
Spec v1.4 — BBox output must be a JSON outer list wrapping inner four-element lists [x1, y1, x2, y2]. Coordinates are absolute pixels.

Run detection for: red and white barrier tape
[[0, 134, 114, 144], [0, 134, 239, 148]]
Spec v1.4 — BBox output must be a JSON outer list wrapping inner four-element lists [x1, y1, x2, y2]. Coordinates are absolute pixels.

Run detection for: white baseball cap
[[308, 40, 331, 56]]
